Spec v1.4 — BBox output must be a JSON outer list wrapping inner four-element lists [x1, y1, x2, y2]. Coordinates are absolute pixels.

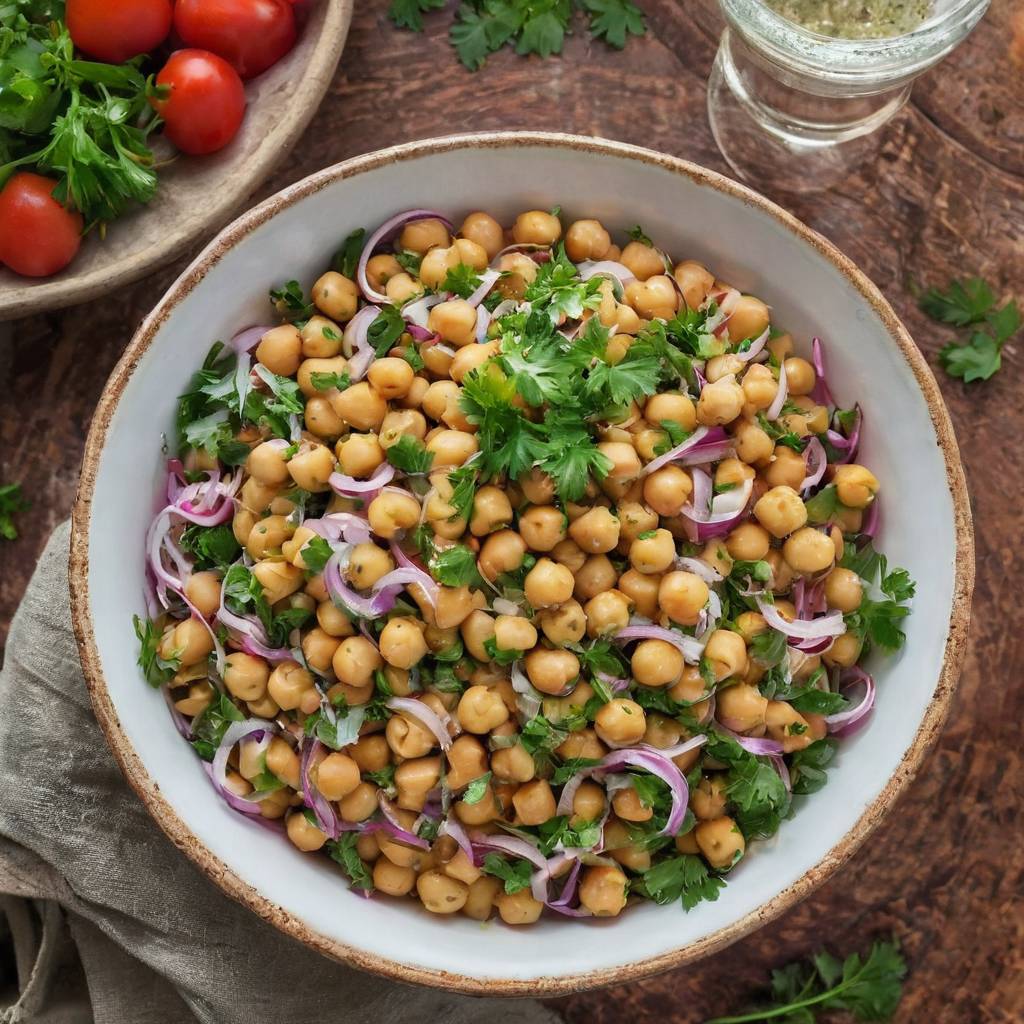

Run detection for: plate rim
[[69, 130, 975, 996]]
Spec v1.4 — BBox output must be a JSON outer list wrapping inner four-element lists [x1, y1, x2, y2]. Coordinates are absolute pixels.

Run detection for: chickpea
[[726, 295, 769, 342], [311, 752, 359, 801], [385, 272, 422, 305], [304, 396, 346, 439], [446, 735, 489, 790], [631, 638, 684, 688], [783, 357, 816, 396], [463, 876, 502, 921], [454, 784, 499, 826], [363, 358, 413, 401], [244, 442, 290, 489], [567, 507, 620, 554], [496, 252, 538, 299], [416, 869, 469, 914], [419, 244, 460, 289], [174, 680, 214, 717], [264, 737, 300, 790], [735, 610, 768, 644], [251, 561, 302, 606], [556, 728, 607, 763], [658, 570, 709, 626], [516, 506, 564, 553], [825, 567, 863, 612], [691, 775, 728, 820], [696, 816, 745, 870], [573, 555, 617, 602], [564, 218, 611, 261], [367, 491, 420, 540], [763, 447, 805, 492], [372, 858, 415, 896], [612, 786, 652, 823], [310, 271, 358, 322], [286, 811, 327, 852], [765, 700, 813, 753], [697, 376, 745, 426], [399, 217, 450, 254], [183, 571, 221, 619], [598, 440, 642, 481], [584, 590, 632, 637], [525, 648, 580, 696], [731, 419, 772, 467], [538, 599, 587, 646], [159, 618, 213, 668], [426, 429, 478, 468], [603, 818, 651, 871], [494, 614, 538, 653], [378, 616, 428, 669], [741, 363, 778, 411], [331, 382, 388, 433], [365, 253, 403, 291], [624, 275, 678, 320], [246, 514, 294, 560], [618, 569, 661, 619], [427, 299, 478, 347], [385, 711, 436, 759], [491, 742, 536, 784], [512, 209, 561, 246], [511, 779, 556, 827], [753, 485, 807, 539], [768, 332, 794, 362], [704, 629, 748, 682], [255, 325, 302, 377], [493, 888, 542, 925], [460, 211, 504, 259], [717, 682, 768, 733], [524, 557, 574, 608], [466, 485, 512, 537], [673, 260, 715, 310], [621, 240, 665, 280], [783, 527, 835, 574], [594, 698, 646, 745], [569, 864, 626, 918], [823, 631, 862, 668], [457, 685, 509, 733], [335, 432, 385, 479], [298, 316, 341, 360], [834, 464, 879, 509], [264, 660, 311, 711], [332, 636, 382, 688], [344, 543, 392, 591], [645, 392, 697, 433], [297, 627, 337, 675], [723, 523, 769, 563], [626, 528, 674, 575]]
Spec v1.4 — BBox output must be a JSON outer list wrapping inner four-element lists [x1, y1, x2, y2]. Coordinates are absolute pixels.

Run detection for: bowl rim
[[0, 0, 354, 322], [69, 130, 975, 996]]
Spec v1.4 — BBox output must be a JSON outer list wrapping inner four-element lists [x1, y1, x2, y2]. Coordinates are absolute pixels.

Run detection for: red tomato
[[0, 173, 83, 278], [66, 0, 173, 64], [151, 50, 246, 156], [173, 0, 297, 80]]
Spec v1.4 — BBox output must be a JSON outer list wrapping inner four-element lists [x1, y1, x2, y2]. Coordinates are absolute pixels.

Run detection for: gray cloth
[[0, 522, 562, 1024]]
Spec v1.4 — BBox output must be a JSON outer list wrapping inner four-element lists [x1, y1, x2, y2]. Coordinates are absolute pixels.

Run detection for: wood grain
[[1, 1, 1022, 1019]]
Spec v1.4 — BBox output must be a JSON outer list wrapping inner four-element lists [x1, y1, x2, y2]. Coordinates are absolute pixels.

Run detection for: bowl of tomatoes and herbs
[[72, 134, 972, 993], [0, 0, 352, 318]]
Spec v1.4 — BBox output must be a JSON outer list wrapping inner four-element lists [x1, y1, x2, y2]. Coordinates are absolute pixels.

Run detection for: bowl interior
[[77, 136, 967, 992]]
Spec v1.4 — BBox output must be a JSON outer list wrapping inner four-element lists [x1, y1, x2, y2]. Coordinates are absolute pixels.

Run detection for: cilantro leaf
[[749, 627, 787, 667], [269, 280, 314, 322], [481, 852, 533, 893], [385, 435, 435, 475], [537, 410, 613, 502], [581, 0, 644, 47], [310, 370, 351, 392], [525, 245, 601, 322], [429, 543, 480, 587], [637, 855, 726, 911], [654, 418, 689, 456], [441, 262, 484, 299], [626, 224, 653, 247], [461, 771, 492, 804], [446, 463, 478, 523], [190, 690, 244, 761], [327, 832, 374, 892], [484, 635, 523, 665], [938, 331, 1003, 383], [299, 535, 334, 575], [919, 277, 995, 327], [178, 524, 241, 572], [515, 0, 570, 57], [788, 738, 838, 795], [845, 597, 910, 653], [388, 0, 446, 30], [132, 615, 181, 688], [703, 938, 906, 1024], [331, 227, 366, 278], [0, 482, 28, 541], [803, 484, 841, 525], [367, 305, 407, 357]]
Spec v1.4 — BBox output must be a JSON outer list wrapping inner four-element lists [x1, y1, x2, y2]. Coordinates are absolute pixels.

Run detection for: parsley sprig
[[704, 938, 906, 1024], [919, 276, 1021, 382]]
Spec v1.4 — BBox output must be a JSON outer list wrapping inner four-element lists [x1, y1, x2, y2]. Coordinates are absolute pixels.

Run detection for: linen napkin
[[0, 521, 562, 1024]]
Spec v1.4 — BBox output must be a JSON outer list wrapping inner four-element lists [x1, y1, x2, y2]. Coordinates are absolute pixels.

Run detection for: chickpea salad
[[135, 207, 916, 924]]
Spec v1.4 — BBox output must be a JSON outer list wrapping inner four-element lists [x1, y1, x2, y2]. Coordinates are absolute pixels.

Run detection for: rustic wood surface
[[1, 1, 1022, 1020]]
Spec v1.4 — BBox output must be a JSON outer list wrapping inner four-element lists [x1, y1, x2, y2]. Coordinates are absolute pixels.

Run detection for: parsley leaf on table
[[580, 0, 644, 47], [920, 276, 996, 327], [0, 482, 28, 541], [703, 938, 906, 1024], [388, 0, 447, 31]]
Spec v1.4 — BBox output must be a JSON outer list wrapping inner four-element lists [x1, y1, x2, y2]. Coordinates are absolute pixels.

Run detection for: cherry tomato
[[173, 0, 297, 80], [0, 173, 83, 278], [66, 0, 173, 64], [151, 50, 246, 156]]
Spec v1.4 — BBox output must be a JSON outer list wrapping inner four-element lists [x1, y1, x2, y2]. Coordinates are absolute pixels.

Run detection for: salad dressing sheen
[[762, 0, 933, 38]]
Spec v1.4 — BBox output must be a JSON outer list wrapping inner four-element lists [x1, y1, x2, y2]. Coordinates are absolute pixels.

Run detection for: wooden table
[[2, 1, 1021, 1019]]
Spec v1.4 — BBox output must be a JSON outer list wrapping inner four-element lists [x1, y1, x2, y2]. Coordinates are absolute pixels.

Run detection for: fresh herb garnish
[[635, 854, 726, 911], [190, 690, 244, 762], [0, 482, 28, 540], [441, 262, 483, 298], [461, 771, 492, 804], [331, 228, 366, 278], [481, 852, 533, 893], [178, 523, 240, 572], [132, 615, 181, 688], [327, 832, 374, 892], [367, 305, 407, 357], [310, 370, 351, 392], [386, 435, 435, 475]]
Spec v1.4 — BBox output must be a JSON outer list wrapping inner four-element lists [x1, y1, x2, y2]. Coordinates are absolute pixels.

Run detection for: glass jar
[[707, 0, 991, 191]]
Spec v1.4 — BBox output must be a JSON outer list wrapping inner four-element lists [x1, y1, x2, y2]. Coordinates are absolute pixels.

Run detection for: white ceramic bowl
[[71, 133, 973, 995]]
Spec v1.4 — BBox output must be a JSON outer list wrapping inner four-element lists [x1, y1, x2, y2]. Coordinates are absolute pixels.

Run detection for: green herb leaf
[[429, 543, 479, 587], [441, 262, 484, 299], [581, 0, 644, 47], [331, 227, 366, 278], [462, 771, 492, 804], [388, 0, 447, 30], [190, 690, 244, 762], [132, 615, 180, 688], [920, 277, 996, 327], [0, 482, 28, 540], [178, 524, 240, 572], [385, 434, 435, 475], [327, 832, 374, 892], [367, 305, 407, 357], [310, 370, 351, 392], [300, 535, 334, 575], [788, 738, 838, 795], [269, 280, 314, 322], [637, 855, 726, 911], [938, 331, 1003, 383], [481, 852, 533, 893]]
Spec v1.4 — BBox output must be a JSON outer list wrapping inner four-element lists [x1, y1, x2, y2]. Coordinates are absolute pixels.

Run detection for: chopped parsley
[[636, 854, 726, 911], [385, 435, 435, 475], [132, 615, 181, 688], [481, 852, 533, 893], [327, 832, 374, 892], [331, 228, 366, 278]]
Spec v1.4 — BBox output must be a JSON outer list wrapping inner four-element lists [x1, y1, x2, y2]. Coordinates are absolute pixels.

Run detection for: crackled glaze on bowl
[[70, 133, 973, 995]]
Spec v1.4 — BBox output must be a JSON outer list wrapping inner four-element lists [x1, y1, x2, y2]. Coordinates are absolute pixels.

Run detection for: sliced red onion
[[324, 555, 424, 618], [789, 635, 835, 656], [405, 324, 434, 342], [810, 337, 835, 408], [303, 512, 373, 546], [431, 341, 457, 358], [734, 326, 770, 363], [546, 857, 589, 916], [403, 293, 444, 329], [389, 541, 440, 604], [490, 242, 549, 267], [767, 753, 792, 792], [438, 816, 475, 863], [236, 634, 293, 663], [615, 624, 706, 665], [642, 426, 731, 476], [329, 462, 395, 498], [147, 510, 184, 604], [599, 748, 689, 836], [826, 404, 862, 465], [511, 662, 542, 720], [595, 670, 631, 693], [357, 209, 454, 304], [162, 685, 194, 739], [755, 596, 846, 642], [489, 298, 525, 319], [674, 556, 724, 583], [801, 436, 828, 494], [766, 359, 789, 421], [492, 597, 523, 616], [342, 304, 381, 381], [464, 268, 502, 309], [715, 287, 741, 317], [230, 324, 275, 354], [825, 666, 875, 737], [300, 738, 341, 839], [475, 304, 492, 343], [211, 718, 277, 816], [577, 260, 636, 297], [386, 697, 453, 751], [716, 725, 784, 755], [377, 793, 431, 849], [861, 496, 880, 539], [681, 477, 754, 543], [792, 577, 826, 619], [643, 734, 707, 760]]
